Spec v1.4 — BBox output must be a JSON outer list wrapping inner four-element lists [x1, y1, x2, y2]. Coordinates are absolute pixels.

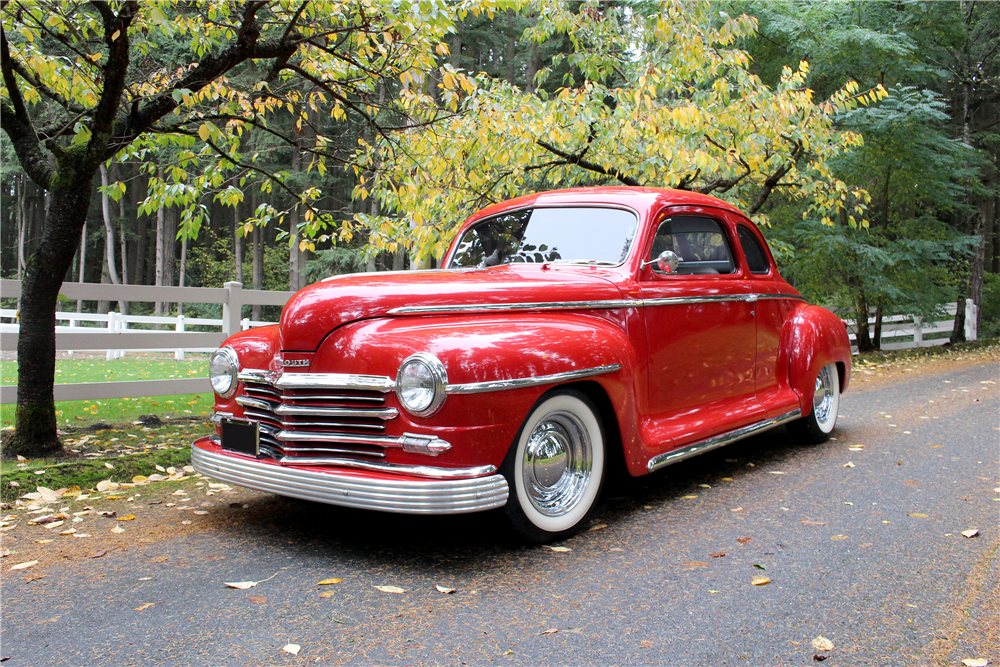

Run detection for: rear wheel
[[501, 389, 606, 544], [789, 363, 840, 444]]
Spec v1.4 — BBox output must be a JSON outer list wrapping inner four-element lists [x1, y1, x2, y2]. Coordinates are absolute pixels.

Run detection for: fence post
[[175, 314, 186, 361], [106, 312, 115, 361], [965, 301, 978, 341], [223, 281, 243, 339], [913, 316, 923, 347]]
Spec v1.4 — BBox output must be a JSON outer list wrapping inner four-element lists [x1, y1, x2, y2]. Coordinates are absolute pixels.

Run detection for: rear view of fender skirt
[[192, 440, 509, 514], [646, 409, 802, 473]]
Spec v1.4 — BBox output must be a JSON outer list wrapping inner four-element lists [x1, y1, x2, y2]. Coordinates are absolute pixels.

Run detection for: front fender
[[312, 313, 641, 470], [787, 306, 852, 416]]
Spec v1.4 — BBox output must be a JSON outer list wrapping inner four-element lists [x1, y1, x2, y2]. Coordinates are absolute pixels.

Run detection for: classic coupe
[[193, 187, 850, 542]]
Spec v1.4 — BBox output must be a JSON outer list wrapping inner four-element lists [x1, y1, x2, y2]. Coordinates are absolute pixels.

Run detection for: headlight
[[395, 352, 448, 417], [209, 347, 240, 399]]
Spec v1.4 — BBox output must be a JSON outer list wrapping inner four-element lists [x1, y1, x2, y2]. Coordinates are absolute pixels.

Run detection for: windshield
[[448, 206, 637, 268]]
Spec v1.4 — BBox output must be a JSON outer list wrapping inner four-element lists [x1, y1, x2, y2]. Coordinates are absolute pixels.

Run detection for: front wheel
[[501, 389, 606, 544], [789, 362, 840, 444]]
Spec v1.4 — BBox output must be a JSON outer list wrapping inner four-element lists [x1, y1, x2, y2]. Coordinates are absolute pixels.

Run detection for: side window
[[737, 226, 771, 274], [649, 216, 735, 275]]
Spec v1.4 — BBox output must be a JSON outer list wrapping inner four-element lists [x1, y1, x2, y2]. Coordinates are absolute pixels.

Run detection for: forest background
[[1, 1, 998, 456]]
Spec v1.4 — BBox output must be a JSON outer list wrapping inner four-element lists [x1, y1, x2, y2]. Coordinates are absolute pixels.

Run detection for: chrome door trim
[[388, 299, 643, 316], [445, 364, 622, 395], [647, 409, 802, 473]]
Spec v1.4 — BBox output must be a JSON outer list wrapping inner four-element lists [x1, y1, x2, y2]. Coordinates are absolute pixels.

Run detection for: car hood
[[279, 266, 624, 351]]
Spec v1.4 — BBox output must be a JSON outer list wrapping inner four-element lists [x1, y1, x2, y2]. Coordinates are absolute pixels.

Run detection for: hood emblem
[[281, 359, 310, 368]]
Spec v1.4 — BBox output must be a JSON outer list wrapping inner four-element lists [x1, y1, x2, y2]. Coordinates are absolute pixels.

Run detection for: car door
[[639, 208, 766, 446], [734, 222, 804, 417]]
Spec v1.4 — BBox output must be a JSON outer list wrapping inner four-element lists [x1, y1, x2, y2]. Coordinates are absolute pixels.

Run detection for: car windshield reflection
[[449, 206, 637, 268]]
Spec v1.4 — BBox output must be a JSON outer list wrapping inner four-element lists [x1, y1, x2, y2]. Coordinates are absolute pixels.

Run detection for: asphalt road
[[2, 354, 998, 667]]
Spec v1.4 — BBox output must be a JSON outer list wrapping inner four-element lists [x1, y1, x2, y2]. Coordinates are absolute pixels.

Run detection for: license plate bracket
[[221, 417, 259, 457]]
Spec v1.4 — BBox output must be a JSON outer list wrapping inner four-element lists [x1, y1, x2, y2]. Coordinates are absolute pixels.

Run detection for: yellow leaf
[[751, 576, 770, 586], [198, 124, 210, 141], [317, 578, 343, 585], [374, 585, 406, 594], [907, 513, 929, 518]]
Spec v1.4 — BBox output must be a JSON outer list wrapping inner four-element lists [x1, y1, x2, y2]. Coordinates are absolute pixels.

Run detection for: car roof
[[466, 186, 746, 224]]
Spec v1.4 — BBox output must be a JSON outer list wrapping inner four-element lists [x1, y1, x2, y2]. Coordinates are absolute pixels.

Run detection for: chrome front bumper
[[192, 442, 509, 515]]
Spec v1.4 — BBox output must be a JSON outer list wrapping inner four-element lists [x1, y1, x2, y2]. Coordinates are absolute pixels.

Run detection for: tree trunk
[[873, 304, 883, 351], [10, 177, 94, 458], [116, 164, 129, 315], [177, 236, 187, 316], [234, 202, 243, 284], [854, 293, 874, 353], [99, 164, 125, 314]]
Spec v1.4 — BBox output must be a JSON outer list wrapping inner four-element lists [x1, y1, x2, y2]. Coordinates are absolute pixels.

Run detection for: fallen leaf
[[730, 506, 744, 512], [540, 628, 559, 635], [681, 561, 708, 568], [96, 481, 113, 492], [961, 529, 979, 539], [830, 535, 849, 541], [753, 563, 766, 570], [24, 573, 47, 583], [225, 581, 259, 590], [586, 523, 607, 532], [134, 602, 160, 611], [104, 462, 114, 470], [90, 550, 108, 558], [639, 640, 655, 648], [961, 659, 988, 667], [709, 552, 726, 558], [111, 525, 125, 534], [317, 578, 344, 585], [435, 585, 456, 594], [736, 537, 752, 545], [319, 591, 337, 598], [224, 572, 277, 590], [248, 596, 267, 604], [751, 576, 770, 586], [681, 495, 698, 499], [843, 462, 855, 468], [813, 654, 828, 662], [768, 471, 786, 475], [374, 585, 406, 594], [282, 644, 301, 656], [545, 546, 572, 553], [120, 515, 136, 521], [811, 636, 835, 652], [907, 513, 929, 518], [10, 560, 38, 571], [801, 520, 828, 526]]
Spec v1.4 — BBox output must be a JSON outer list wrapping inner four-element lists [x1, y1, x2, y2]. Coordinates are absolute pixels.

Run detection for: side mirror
[[641, 250, 681, 274]]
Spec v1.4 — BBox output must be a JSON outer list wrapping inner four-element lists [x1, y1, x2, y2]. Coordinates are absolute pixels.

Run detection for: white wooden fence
[[0, 280, 294, 404], [843, 301, 976, 352]]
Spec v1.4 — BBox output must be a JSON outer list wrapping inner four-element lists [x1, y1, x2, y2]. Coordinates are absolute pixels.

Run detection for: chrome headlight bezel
[[395, 352, 448, 417], [209, 346, 240, 399]]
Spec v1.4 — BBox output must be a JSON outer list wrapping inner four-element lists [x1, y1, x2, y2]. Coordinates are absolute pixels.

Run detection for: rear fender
[[787, 306, 852, 416]]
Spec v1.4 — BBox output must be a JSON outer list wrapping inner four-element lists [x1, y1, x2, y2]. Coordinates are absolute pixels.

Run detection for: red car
[[193, 187, 850, 542]]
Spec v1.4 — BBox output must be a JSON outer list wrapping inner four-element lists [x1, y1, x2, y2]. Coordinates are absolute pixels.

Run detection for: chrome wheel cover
[[521, 410, 593, 517], [813, 365, 835, 428]]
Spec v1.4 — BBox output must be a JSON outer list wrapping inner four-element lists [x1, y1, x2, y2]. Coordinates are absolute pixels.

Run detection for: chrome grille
[[227, 370, 451, 465]]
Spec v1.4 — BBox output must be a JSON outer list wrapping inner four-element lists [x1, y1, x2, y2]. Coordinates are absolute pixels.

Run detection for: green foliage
[[982, 272, 1000, 339]]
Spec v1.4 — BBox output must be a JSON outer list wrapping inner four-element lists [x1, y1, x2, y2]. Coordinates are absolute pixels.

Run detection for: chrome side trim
[[388, 299, 643, 316], [646, 409, 802, 473], [642, 295, 750, 307], [276, 430, 452, 455], [446, 364, 622, 395], [193, 443, 508, 514], [387, 293, 804, 316]]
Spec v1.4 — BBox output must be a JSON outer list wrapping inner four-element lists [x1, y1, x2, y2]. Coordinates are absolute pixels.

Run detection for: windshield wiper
[[548, 259, 618, 266]]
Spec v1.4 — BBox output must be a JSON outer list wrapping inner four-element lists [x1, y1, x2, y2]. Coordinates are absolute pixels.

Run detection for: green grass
[[1, 420, 215, 503], [1, 354, 214, 429]]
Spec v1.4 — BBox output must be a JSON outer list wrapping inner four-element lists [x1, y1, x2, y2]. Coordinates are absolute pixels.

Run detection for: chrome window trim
[[446, 364, 621, 395], [193, 443, 508, 513], [647, 409, 802, 473]]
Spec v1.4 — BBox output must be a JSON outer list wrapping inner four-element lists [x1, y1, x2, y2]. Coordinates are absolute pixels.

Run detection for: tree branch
[[0, 27, 54, 189], [748, 141, 805, 214], [536, 139, 641, 186]]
